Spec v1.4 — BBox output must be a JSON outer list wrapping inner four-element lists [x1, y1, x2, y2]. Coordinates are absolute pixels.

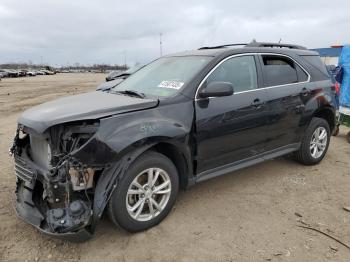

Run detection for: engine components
[[46, 200, 91, 233], [69, 167, 95, 191]]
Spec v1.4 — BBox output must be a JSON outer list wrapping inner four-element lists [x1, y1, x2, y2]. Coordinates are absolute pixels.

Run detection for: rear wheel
[[108, 151, 179, 232], [294, 117, 330, 165]]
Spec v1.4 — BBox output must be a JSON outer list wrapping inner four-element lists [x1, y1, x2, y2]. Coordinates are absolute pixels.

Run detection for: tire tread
[[293, 117, 330, 165]]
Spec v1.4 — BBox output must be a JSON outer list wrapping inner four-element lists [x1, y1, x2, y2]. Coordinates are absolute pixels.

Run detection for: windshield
[[112, 56, 211, 97]]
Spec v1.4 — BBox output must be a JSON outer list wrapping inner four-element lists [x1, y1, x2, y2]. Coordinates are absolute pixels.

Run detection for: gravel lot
[[0, 73, 350, 262]]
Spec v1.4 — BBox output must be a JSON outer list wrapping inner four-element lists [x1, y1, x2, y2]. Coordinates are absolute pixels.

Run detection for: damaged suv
[[10, 42, 336, 241]]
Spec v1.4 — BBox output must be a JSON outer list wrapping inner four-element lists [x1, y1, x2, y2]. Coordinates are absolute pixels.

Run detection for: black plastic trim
[[196, 143, 300, 183]]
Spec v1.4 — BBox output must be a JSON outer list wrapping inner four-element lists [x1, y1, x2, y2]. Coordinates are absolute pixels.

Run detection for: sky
[[0, 0, 349, 67]]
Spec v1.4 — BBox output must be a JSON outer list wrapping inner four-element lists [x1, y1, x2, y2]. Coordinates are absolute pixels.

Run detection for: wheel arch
[[312, 106, 336, 132], [101, 137, 194, 192], [150, 142, 193, 190]]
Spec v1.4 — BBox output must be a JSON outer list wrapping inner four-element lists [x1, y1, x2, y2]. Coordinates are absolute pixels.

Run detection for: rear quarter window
[[300, 55, 329, 76]]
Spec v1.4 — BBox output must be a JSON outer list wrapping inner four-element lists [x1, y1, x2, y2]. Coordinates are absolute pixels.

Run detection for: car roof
[[168, 42, 319, 58]]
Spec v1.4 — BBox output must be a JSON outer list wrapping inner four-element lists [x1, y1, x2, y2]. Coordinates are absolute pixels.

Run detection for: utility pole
[[123, 51, 127, 69], [40, 56, 43, 65], [159, 33, 163, 57]]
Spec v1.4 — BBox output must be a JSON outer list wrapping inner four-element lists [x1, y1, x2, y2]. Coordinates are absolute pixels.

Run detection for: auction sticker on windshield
[[158, 80, 184, 90]]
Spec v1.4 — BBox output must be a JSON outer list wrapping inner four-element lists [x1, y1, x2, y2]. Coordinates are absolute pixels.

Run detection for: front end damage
[[10, 121, 125, 241]]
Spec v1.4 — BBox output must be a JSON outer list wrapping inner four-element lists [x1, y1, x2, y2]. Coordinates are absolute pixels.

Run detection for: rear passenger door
[[258, 54, 311, 150]]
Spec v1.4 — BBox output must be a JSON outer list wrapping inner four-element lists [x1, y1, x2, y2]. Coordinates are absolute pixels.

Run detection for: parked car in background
[[97, 66, 143, 91], [1, 69, 18, 78], [18, 70, 27, 77], [41, 69, 55, 75], [7, 69, 19, 78], [27, 71, 37, 76], [10, 42, 336, 241], [35, 70, 46, 75], [0, 70, 10, 78], [0, 68, 58, 78], [106, 70, 122, 81]]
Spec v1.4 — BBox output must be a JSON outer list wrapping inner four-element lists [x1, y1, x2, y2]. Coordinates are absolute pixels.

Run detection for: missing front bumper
[[10, 125, 131, 241], [13, 152, 94, 242]]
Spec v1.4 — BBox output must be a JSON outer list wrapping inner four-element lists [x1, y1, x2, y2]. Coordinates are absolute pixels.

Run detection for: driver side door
[[195, 55, 270, 175]]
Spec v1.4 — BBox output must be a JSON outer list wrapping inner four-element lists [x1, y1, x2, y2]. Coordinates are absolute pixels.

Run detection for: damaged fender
[[11, 97, 194, 241], [74, 100, 195, 229]]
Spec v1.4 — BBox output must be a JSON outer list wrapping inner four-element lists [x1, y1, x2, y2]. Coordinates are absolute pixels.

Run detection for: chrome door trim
[[195, 52, 311, 101]]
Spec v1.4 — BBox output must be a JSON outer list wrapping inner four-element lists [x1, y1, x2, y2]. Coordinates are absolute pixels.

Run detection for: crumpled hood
[[18, 91, 158, 133]]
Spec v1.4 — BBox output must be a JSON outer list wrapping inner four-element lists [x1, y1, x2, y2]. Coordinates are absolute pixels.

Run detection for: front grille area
[[14, 156, 36, 183]]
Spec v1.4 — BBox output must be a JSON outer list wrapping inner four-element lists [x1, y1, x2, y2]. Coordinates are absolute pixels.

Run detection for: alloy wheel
[[126, 168, 171, 222], [310, 126, 328, 159]]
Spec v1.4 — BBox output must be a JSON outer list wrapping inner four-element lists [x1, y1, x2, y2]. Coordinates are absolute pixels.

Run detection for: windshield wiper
[[111, 73, 131, 81], [113, 89, 146, 98], [115, 73, 131, 79]]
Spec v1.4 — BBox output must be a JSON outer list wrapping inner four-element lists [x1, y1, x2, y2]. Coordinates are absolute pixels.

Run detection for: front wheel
[[108, 151, 179, 232], [293, 117, 330, 165]]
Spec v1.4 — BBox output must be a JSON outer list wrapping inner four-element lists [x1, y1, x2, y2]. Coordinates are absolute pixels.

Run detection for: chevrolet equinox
[[10, 42, 336, 241]]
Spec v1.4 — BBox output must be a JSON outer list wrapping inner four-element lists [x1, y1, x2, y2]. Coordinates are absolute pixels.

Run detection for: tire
[[108, 151, 179, 232], [293, 117, 330, 165]]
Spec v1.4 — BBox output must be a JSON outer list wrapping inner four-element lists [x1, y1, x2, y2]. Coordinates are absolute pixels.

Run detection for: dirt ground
[[0, 73, 350, 262]]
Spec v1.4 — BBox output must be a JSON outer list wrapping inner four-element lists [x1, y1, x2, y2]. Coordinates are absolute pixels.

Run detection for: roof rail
[[198, 43, 248, 50], [245, 42, 307, 50], [198, 42, 307, 50]]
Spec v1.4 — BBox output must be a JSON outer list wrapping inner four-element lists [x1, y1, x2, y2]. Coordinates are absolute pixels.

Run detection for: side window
[[261, 55, 298, 86], [206, 56, 258, 93]]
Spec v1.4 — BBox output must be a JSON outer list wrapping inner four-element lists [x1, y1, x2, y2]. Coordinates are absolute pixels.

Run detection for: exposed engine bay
[[9, 91, 193, 241], [10, 121, 110, 240]]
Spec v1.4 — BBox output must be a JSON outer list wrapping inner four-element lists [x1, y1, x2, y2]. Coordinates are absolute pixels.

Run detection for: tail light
[[335, 82, 340, 95]]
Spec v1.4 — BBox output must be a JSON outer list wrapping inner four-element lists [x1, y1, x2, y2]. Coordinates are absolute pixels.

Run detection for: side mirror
[[198, 81, 234, 98]]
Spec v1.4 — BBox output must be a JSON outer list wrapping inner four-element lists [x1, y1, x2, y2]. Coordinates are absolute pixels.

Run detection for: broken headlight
[[48, 121, 100, 165]]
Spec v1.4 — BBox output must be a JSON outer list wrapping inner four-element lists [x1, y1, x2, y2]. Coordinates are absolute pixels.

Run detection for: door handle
[[300, 87, 311, 96], [251, 98, 264, 108]]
